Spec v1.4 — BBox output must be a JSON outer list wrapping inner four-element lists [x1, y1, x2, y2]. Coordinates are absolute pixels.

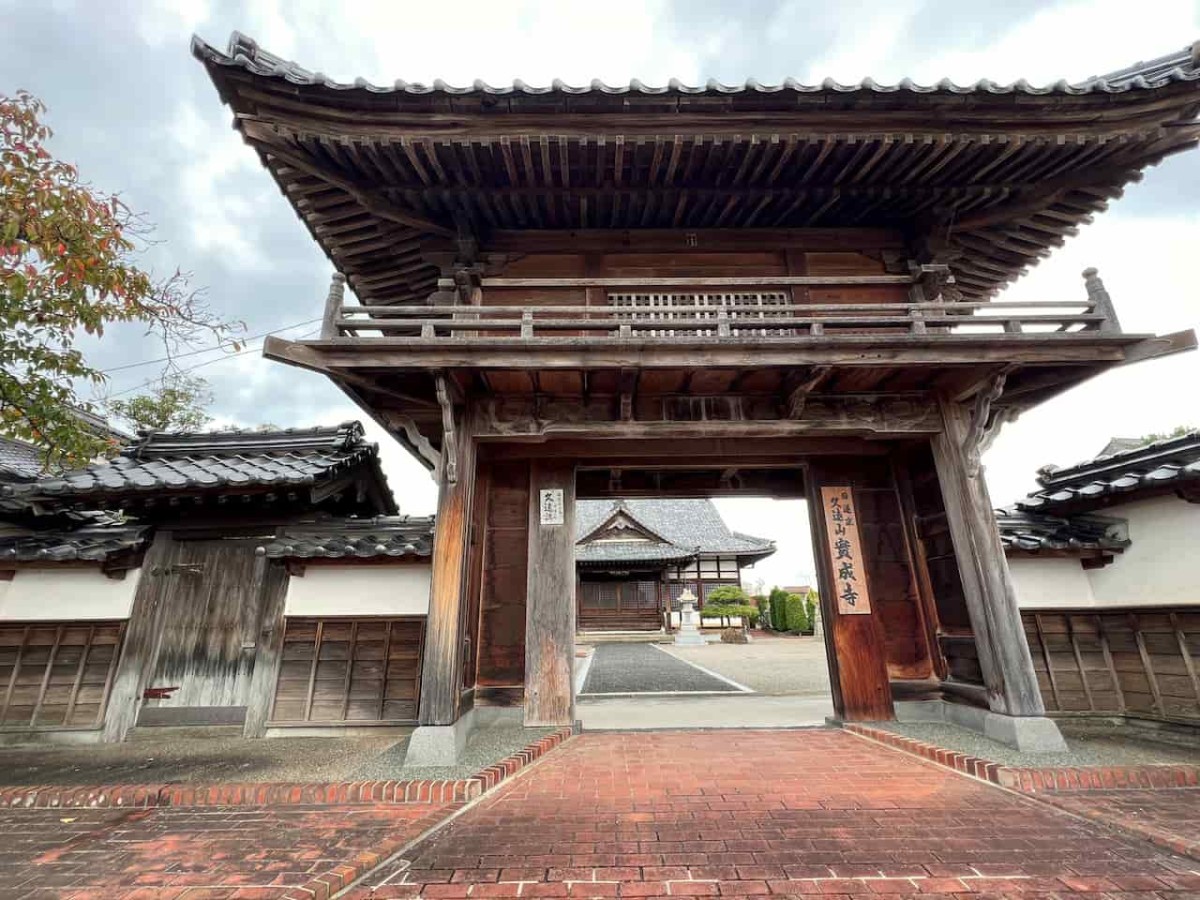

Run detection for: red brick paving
[[345, 729, 1200, 899], [1038, 789, 1200, 862], [0, 801, 453, 899]]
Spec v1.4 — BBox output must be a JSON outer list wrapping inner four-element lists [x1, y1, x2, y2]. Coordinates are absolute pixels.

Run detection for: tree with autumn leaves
[[1, 90, 240, 465]]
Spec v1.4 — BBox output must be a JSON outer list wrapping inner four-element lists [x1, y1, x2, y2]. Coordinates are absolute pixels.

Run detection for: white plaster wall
[[0, 568, 140, 620], [284, 564, 432, 617], [1009, 557, 1095, 609], [1086, 496, 1200, 608]]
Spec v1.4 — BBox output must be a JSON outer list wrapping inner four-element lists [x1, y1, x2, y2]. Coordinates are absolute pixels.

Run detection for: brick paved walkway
[[0, 801, 451, 898], [1041, 789, 1200, 861], [351, 729, 1200, 898]]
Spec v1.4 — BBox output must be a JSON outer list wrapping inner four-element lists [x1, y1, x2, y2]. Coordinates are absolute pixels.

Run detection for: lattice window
[[609, 292, 795, 337]]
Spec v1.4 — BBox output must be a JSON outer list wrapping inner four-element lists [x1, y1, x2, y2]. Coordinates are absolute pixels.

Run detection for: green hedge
[[768, 586, 789, 631], [784, 593, 809, 633]]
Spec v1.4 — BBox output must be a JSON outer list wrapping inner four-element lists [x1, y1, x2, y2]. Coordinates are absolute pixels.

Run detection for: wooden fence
[[1023, 607, 1200, 722]]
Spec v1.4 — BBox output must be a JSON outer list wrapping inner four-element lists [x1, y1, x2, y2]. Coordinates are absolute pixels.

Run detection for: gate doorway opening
[[571, 469, 832, 728]]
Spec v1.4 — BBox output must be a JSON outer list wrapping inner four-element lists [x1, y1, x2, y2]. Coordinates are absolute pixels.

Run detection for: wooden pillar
[[102, 532, 175, 742], [806, 462, 894, 721], [523, 460, 576, 726], [930, 396, 1045, 716], [418, 408, 478, 726], [241, 558, 290, 738]]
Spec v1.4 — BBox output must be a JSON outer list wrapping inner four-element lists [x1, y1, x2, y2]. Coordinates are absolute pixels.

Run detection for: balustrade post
[[320, 272, 346, 339], [1083, 267, 1122, 332]]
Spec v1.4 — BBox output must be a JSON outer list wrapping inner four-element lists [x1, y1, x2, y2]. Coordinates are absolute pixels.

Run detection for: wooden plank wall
[[481, 248, 903, 325], [1025, 607, 1200, 722], [270, 617, 424, 724], [137, 540, 268, 724], [474, 460, 531, 702], [0, 621, 125, 730]]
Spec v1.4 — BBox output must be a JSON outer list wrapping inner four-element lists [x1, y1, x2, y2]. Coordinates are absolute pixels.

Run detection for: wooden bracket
[[782, 366, 832, 419], [963, 373, 1008, 476], [435, 374, 458, 484]]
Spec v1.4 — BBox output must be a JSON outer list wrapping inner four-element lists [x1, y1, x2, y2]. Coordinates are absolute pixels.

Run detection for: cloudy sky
[[2, 0, 1197, 589]]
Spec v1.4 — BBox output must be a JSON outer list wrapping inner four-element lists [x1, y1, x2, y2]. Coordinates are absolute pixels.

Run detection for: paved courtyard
[[350, 729, 1200, 898]]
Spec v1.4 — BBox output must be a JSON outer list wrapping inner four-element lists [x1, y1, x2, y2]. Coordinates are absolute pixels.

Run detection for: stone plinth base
[[894, 700, 1068, 752]]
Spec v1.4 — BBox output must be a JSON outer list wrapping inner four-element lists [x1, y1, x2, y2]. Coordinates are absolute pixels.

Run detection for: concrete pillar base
[[894, 700, 1068, 753], [401, 706, 524, 768]]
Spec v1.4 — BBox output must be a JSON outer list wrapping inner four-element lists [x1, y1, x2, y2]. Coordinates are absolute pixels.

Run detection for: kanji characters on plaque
[[820, 486, 872, 615]]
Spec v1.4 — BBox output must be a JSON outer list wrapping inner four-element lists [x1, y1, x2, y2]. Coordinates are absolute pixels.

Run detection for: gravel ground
[[0, 725, 559, 785], [581, 643, 740, 694], [373, 723, 560, 780], [0, 734, 406, 785], [660, 633, 832, 696], [872, 719, 1200, 767]]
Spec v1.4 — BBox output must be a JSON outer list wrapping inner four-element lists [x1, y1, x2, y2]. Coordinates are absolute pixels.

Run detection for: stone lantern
[[674, 588, 705, 646]]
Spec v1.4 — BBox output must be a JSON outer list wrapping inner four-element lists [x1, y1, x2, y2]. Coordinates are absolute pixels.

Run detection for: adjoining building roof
[[3, 422, 397, 517], [995, 508, 1129, 558], [193, 33, 1200, 308], [1016, 430, 1200, 515], [575, 499, 775, 568], [0, 523, 149, 567], [257, 515, 434, 560], [0, 437, 44, 483]]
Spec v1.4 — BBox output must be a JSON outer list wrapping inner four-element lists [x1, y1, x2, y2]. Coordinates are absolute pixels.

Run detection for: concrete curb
[[0, 726, 573, 810]]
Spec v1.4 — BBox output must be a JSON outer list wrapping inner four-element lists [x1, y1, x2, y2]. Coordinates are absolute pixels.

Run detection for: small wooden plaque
[[820, 486, 872, 616]]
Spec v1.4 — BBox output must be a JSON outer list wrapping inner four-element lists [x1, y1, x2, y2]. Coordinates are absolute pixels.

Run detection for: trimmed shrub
[[768, 586, 789, 632], [703, 602, 759, 629], [805, 594, 818, 631], [784, 593, 809, 633]]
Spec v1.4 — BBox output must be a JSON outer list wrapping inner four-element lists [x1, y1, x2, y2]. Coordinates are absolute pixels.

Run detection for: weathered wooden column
[[241, 557, 291, 738], [930, 392, 1044, 717], [101, 532, 175, 742], [417, 397, 478, 726], [523, 460, 576, 726]]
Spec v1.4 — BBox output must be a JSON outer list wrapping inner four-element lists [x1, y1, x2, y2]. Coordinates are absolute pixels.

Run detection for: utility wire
[[102, 326, 322, 399], [99, 317, 322, 374]]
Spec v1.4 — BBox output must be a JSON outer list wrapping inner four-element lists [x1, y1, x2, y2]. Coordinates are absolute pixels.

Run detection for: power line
[[99, 317, 322, 374], [102, 326, 322, 399]]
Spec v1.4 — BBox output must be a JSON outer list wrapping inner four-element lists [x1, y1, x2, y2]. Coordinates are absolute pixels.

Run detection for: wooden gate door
[[138, 540, 268, 727]]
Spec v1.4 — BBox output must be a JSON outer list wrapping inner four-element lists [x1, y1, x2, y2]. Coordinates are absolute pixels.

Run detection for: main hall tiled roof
[[575, 499, 775, 567]]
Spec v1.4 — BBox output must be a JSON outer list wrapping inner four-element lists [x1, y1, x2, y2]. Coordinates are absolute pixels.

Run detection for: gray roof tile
[[995, 508, 1129, 555], [258, 516, 434, 560], [6, 422, 396, 516], [0, 523, 149, 564], [575, 499, 774, 566], [1017, 430, 1200, 514], [194, 33, 1200, 97]]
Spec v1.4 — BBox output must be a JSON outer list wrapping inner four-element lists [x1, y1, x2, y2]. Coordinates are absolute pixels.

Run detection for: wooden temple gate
[[193, 33, 1200, 737]]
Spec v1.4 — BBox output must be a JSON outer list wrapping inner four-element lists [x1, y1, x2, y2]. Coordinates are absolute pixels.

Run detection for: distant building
[[575, 499, 774, 632]]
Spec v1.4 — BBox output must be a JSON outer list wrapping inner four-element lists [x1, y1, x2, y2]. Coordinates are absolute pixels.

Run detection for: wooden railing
[[320, 272, 1122, 341], [328, 299, 1111, 340]]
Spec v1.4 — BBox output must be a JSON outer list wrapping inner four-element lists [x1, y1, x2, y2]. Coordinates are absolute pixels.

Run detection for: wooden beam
[[930, 396, 1045, 717], [417, 410, 478, 726], [524, 460, 577, 726], [254, 136, 457, 238]]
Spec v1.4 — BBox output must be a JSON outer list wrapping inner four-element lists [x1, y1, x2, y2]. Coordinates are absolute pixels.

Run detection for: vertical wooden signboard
[[820, 486, 872, 615]]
